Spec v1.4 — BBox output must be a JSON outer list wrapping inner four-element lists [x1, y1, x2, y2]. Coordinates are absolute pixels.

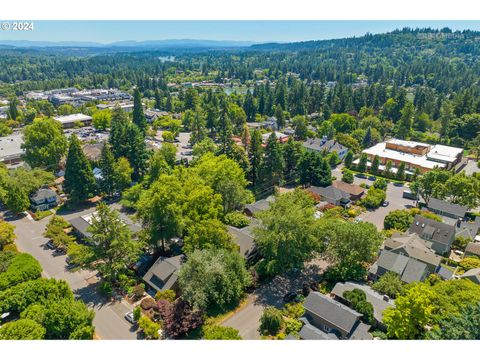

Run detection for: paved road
[[332, 167, 416, 229], [222, 260, 328, 339], [6, 207, 138, 340]]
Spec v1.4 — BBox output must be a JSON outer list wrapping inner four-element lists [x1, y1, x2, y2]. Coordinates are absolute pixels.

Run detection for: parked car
[[382, 201, 390, 207], [124, 311, 136, 324], [46, 240, 56, 250]]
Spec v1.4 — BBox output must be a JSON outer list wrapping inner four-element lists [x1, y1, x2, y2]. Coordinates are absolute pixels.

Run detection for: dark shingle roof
[[465, 242, 480, 257], [427, 198, 468, 218], [408, 215, 455, 246], [303, 292, 361, 335], [142, 255, 184, 292], [227, 226, 255, 257], [401, 258, 428, 283], [298, 323, 338, 340], [30, 188, 57, 204], [244, 196, 275, 215], [309, 185, 350, 202]]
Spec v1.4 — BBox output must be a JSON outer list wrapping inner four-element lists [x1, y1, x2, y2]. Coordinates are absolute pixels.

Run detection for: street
[[222, 259, 328, 339], [332, 167, 416, 229], [6, 206, 138, 340]]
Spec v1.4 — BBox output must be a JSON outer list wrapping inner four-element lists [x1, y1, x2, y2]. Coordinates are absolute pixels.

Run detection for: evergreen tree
[[165, 93, 174, 112], [190, 110, 207, 145], [248, 129, 263, 189], [358, 153, 368, 173], [64, 135, 96, 204], [125, 123, 148, 181], [298, 151, 331, 187], [132, 88, 147, 134], [99, 143, 117, 197], [109, 106, 130, 159], [154, 88, 162, 110], [283, 138, 302, 182], [241, 123, 250, 150], [260, 133, 285, 188], [371, 155, 380, 174], [362, 127, 372, 148], [7, 96, 19, 121], [344, 150, 354, 169], [396, 162, 406, 181], [217, 100, 234, 156], [274, 105, 285, 129]]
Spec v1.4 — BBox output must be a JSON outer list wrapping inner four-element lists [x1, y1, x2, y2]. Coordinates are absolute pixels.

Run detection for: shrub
[[133, 306, 142, 321], [140, 297, 157, 311], [459, 257, 480, 274], [283, 302, 305, 319], [260, 307, 284, 336], [284, 317, 302, 334], [203, 325, 242, 340], [342, 170, 354, 184], [130, 283, 145, 300], [0, 253, 42, 291], [361, 187, 386, 209], [373, 178, 388, 191], [371, 271, 405, 299], [155, 289, 176, 303], [138, 316, 161, 340], [224, 212, 250, 228]]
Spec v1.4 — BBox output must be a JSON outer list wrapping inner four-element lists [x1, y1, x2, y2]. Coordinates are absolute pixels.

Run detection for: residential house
[[456, 217, 480, 242], [244, 196, 275, 217], [332, 180, 365, 201], [460, 268, 480, 285], [331, 282, 395, 328], [261, 131, 289, 144], [308, 186, 351, 208], [302, 137, 348, 160], [408, 215, 456, 255], [30, 188, 60, 212], [69, 210, 141, 239], [464, 242, 480, 258], [227, 226, 256, 259], [143, 255, 184, 293], [368, 250, 431, 284], [301, 292, 372, 340], [383, 232, 442, 274], [427, 198, 468, 220]]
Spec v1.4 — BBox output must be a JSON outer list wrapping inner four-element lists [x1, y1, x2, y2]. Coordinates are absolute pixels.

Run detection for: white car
[[124, 311, 136, 324]]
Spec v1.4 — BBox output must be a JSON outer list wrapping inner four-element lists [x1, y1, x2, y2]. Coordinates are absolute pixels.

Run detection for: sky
[[1, 20, 480, 43]]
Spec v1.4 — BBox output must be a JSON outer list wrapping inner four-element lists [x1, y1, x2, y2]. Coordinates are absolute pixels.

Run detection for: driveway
[[222, 259, 328, 339], [332, 167, 416, 229], [6, 208, 138, 340]]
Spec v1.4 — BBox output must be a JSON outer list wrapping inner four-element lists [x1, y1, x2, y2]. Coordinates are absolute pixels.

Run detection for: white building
[[54, 113, 93, 129]]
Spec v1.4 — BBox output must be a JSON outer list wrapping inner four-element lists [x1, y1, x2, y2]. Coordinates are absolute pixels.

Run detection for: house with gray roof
[[143, 255, 184, 293], [30, 188, 59, 211], [302, 137, 348, 160], [331, 282, 395, 328], [308, 186, 351, 208], [460, 268, 480, 285], [227, 226, 255, 258], [464, 242, 480, 258], [456, 217, 480, 242], [408, 215, 456, 255], [368, 250, 430, 284], [301, 292, 372, 340], [383, 232, 442, 273], [244, 196, 275, 217], [427, 198, 468, 220]]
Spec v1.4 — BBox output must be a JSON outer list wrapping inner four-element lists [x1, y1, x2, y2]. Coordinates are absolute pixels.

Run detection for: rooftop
[[143, 255, 184, 292], [408, 215, 456, 247], [0, 134, 24, 162], [427, 198, 468, 218], [54, 113, 93, 125]]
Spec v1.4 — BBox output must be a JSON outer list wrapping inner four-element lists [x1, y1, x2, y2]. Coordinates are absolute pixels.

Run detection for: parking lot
[[332, 166, 417, 229]]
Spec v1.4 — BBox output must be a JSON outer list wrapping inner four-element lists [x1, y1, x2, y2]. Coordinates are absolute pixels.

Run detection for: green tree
[[183, 219, 234, 254], [342, 169, 354, 184], [260, 132, 285, 187], [22, 118, 68, 169], [7, 96, 19, 121], [383, 283, 436, 339], [92, 109, 111, 130], [362, 127, 373, 148], [0, 220, 16, 250], [154, 88, 162, 110], [254, 189, 323, 276], [282, 138, 302, 182], [371, 155, 380, 174], [248, 129, 263, 188], [67, 203, 142, 283], [344, 150, 354, 169], [0, 253, 42, 291], [274, 105, 285, 129], [3, 182, 30, 213], [98, 142, 117, 197], [325, 220, 383, 281], [114, 157, 133, 191], [371, 272, 405, 299], [178, 248, 251, 311], [64, 134, 97, 204], [426, 303, 480, 340], [138, 316, 161, 340], [298, 151, 332, 187], [0, 319, 46, 340], [357, 153, 368, 173], [361, 187, 386, 209], [203, 325, 242, 340], [260, 307, 284, 336], [190, 110, 207, 145], [396, 162, 406, 181], [132, 88, 147, 134]]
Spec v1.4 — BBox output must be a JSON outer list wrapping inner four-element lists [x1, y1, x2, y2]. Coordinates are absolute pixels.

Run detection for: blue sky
[[2, 20, 480, 43]]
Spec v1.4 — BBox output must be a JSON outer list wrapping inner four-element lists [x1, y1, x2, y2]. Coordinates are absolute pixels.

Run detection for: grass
[[33, 209, 53, 221], [347, 168, 409, 185]]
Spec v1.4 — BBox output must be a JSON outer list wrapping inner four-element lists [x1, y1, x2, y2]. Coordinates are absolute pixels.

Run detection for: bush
[[0, 253, 42, 291], [133, 306, 142, 321], [140, 297, 157, 311], [342, 170, 354, 184], [224, 212, 250, 228], [453, 236, 470, 250], [284, 317, 302, 334], [130, 283, 145, 300], [155, 289, 176, 303], [34, 210, 53, 221], [99, 282, 113, 297], [0, 220, 16, 250], [283, 302, 305, 319], [260, 307, 284, 336], [203, 325, 242, 340], [373, 178, 388, 191], [459, 257, 480, 273], [138, 316, 161, 340], [371, 271, 405, 299], [343, 289, 374, 324], [361, 187, 386, 209]]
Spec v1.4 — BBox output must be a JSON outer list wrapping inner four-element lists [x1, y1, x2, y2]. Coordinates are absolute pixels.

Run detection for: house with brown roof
[[332, 180, 365, 201]]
